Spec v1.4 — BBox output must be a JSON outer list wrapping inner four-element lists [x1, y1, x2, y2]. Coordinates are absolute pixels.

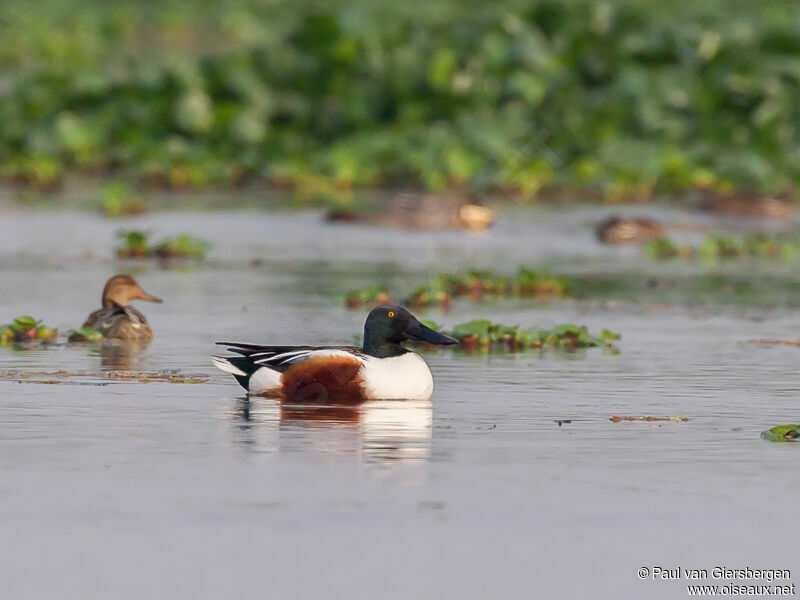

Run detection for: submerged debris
[[0, 316, 57, 347], [761, 425, 800, 442], [345, 267, 571, 309], [104, 371, 210, 383], [115, 230, 210, 260], [421, 319, 620, 352], [0, 369, 209, 384], [748, 338, 800, 347], [610, 416, 689, 423]]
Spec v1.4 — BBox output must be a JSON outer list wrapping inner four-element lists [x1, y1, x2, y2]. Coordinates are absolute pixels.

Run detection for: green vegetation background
[[1, 0, 798, 201]]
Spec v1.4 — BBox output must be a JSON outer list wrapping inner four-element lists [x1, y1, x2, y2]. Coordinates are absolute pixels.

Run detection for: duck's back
[[83, 306, 153, 342]]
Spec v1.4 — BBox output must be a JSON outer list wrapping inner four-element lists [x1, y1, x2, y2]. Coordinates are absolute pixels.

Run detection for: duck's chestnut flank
[[280, 355, 367, 404]]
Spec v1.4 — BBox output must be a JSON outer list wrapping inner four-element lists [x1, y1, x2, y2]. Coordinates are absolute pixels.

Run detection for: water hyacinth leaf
[[101, 182, 144, 216], [761, 425, 800, 442], [452, 319, 492, 343], [646, 234, 800, 262], [346, 267, 572, 310], [0, 326, 15, 344], [67, 327, 104, 342], [154, 235, 210, 259], [1, 316, 57, 345], [116, 230, 151, 257], [36, 326, 57, 341], [12, 316, 40, 331], [432, 319, 620, 352], [344, 287, 392, 308], [1, 1, 800, 195], [115, 230, 210, 260]]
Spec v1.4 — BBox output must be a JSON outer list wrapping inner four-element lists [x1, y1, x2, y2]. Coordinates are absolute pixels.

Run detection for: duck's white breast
[[359, 352, 434, 401]]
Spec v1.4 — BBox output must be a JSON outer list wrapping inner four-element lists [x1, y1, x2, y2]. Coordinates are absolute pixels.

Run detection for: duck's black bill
[[405, 321, 459, 345]]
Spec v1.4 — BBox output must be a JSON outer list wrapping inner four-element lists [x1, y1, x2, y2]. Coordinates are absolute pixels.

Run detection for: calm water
[[1, 204, 799, 599]]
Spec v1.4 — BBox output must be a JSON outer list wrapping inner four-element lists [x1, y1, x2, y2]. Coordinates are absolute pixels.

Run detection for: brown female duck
[[83, 275, 162, 342]]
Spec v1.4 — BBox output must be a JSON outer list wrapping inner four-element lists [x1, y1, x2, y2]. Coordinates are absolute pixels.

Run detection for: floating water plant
[[0, 316, 57, 346], [644, 234, 800, 262], [115, 230, 150, 258], [115, 230, 209, 260], [643, 239, 692, 260], [2, 2, 800, 199], [66, 327, 104, 343], [761, 425, 800, 442], [420, 319, 619, 352], [100, 182, 146, 217], [345, 287, 393, 309], [153, 235, 210, 259], [345, 268, 571, 309]]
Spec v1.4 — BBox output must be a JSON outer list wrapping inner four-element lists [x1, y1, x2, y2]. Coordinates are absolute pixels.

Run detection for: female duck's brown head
[[101, 275, 162, 309]]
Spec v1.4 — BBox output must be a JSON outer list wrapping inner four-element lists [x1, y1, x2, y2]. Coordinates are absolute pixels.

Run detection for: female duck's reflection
[[94, 342, 147, 370], [229, 398, 433, 464]]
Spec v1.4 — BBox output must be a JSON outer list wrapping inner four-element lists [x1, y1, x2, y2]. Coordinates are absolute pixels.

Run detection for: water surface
[[1, 205, 798, 599]]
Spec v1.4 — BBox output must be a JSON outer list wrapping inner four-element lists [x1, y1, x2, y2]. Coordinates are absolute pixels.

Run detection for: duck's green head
[[363, 305, 458, 358]]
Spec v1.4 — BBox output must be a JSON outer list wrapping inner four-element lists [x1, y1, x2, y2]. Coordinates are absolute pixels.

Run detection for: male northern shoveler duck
[[212, 305, 458, 403], [82, 275, 162, 342]]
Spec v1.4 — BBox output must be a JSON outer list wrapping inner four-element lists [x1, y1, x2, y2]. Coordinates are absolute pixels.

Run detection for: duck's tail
[[211, 356, 247, 376], [212, 355, 259, 390]]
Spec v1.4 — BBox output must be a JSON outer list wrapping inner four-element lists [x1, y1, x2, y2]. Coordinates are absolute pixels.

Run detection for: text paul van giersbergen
[[649, 567, 790, 581]]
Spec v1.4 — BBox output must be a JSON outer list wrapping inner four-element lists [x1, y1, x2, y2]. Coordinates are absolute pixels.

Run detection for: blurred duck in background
[[697, 192, 794, 219], [595, 216, 665, 245], [327, 192, 495, 231]]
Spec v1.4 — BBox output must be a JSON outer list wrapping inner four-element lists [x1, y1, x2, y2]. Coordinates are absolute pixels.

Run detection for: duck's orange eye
[[388, 311, 395, 318]]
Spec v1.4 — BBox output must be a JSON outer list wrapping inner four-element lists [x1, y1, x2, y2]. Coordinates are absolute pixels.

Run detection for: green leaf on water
[[67, 327, 104, 343], [12, 316, 40, 331], [761, 425, 800, 442]]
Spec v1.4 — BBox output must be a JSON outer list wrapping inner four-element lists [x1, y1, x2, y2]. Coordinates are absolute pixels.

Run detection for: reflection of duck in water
[[83, 275, 162, 343], [595, 216, 664, 245], [360, 400, 432, 463], [231, 398, 433, 463], [327, 193, 495, 231], [96, 343, 144, 370], [213, 306, 457, 403]]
